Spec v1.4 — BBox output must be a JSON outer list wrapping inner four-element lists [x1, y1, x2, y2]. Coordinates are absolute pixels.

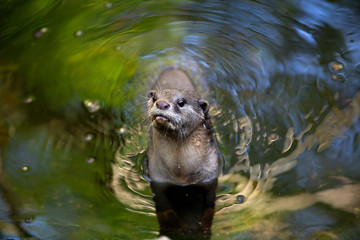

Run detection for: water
[[1, 0, 360, 239]]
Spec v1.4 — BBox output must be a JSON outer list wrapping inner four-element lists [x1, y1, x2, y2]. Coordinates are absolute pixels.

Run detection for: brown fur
[[147, 69, 219, 184]]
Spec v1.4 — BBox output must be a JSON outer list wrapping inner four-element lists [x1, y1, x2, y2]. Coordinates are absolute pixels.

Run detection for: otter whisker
[[146, 68, 219, 185], [152, 68, 163, 92], [139, 113, 151, 124]]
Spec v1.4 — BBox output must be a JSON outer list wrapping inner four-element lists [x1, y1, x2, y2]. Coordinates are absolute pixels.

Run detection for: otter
[[147, 68, 219, 185]]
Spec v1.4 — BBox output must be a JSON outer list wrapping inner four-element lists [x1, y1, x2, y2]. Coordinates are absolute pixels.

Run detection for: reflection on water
[[1, 0, 360, 239], [150, 179, 217, 240]]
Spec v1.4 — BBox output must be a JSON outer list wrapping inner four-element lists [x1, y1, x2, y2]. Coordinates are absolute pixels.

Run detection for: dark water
[[1, 0, 360, 239]]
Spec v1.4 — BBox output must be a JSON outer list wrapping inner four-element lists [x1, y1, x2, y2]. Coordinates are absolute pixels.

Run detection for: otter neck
[[152, 126, 193, 141], [151, 123, 212, 148]]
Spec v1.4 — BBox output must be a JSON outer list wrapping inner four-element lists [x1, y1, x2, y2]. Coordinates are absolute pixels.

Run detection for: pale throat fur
[[146, 86, 219, 185]]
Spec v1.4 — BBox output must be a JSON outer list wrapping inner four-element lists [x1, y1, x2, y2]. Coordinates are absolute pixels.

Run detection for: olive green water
[[1, 0, 360, 239]]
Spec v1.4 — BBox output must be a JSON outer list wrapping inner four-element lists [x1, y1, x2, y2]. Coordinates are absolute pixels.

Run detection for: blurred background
[[0, 0, 359, 239]]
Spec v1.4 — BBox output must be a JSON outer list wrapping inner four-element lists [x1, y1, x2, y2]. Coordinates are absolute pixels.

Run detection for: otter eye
[[177, 99, 186, 107], [147, 90, 157, 102]]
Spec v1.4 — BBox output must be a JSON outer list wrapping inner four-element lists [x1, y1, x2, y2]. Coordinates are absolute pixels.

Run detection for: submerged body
[[147, 69, 219, 185]]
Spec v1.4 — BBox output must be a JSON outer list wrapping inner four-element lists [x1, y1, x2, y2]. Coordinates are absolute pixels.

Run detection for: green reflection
[[1, 0, 360, 239]]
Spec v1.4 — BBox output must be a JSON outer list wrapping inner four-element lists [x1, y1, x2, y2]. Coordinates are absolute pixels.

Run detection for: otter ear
[[147, 90, 157, 99], [199, 100, 209, 113]]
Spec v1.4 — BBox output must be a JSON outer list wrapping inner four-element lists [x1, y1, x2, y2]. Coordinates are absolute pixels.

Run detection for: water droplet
[[105, 2, 113, 8], [236, 195, 246, 204], [87, 157, 96, 163], [74, 30, 84, 37], [329, 61, 344, 72], [83, 133, 95, 141], [21, 165, 30, 172], [116, 126, 127, 135], [177, 164, 181, 169], [331, 74, 345, 82], [235, 148, 246, 156], [83, 100, 100, 113], [24, 216, 34, 223], [24, 95, 35, 104], [115, 45, 122, 51], [34, 27, 48, 38], [267, 133, 279, 144]]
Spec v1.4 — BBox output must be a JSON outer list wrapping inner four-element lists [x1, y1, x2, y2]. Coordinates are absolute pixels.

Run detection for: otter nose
[[156, 101, 170, 110]]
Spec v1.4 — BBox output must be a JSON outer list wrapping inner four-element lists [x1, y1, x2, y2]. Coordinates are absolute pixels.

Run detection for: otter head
[[147, 89, 210, 139]]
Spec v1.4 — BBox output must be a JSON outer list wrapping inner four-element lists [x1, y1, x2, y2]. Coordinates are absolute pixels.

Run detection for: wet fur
[[147, 71, 219, 184]]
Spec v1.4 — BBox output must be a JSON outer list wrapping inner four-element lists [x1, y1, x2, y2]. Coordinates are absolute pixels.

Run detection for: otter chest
[[162, 140, 201, 170], [150, 135, 205, 180]]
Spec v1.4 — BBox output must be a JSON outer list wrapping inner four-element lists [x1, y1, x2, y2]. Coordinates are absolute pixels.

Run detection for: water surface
[[1, 0, 360, 239]]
